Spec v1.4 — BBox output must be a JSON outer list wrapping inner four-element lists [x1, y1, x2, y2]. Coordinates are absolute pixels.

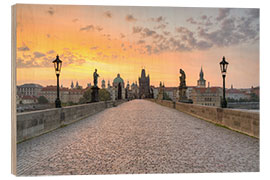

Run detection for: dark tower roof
[[141, 69, 146, 78], [199, 67, 205, 80]]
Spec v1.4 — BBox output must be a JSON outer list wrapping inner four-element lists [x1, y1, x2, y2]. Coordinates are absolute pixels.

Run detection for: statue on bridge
[[93, 69, 99, 87], [179, 69, 186, 88], [91, 69, 100, 103], [178, 68, 188, 102]]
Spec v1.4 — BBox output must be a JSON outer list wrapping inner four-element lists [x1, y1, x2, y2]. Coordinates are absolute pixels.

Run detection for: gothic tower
[[139, 69, 150, 98], [197, 67, 206, 88]]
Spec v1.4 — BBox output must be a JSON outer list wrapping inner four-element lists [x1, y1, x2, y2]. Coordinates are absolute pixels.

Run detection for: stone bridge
[[17, 100, 259, 176]]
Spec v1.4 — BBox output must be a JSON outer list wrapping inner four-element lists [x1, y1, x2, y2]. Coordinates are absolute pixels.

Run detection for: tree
[[163, 92, 172, 101], [99, 89, 111, 101], [250, 93, 259, 102], [79, 88, 92, 104], [38, 96, 49, 104]]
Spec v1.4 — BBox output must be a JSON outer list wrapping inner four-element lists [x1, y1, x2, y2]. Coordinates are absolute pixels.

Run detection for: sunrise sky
[[16, 4, 259, 88]]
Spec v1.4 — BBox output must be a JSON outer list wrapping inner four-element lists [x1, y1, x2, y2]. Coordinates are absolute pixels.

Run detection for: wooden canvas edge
[[11, 4, 17, 176]]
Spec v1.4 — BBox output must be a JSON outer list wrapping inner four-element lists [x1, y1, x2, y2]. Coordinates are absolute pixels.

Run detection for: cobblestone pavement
[[17, 100, 259, 176]]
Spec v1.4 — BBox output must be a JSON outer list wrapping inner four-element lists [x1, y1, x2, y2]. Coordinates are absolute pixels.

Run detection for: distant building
[[40, 86, 69, 103], [186, 86, 196, 99], [101, 79, 106, 89], [251, 86, 260, 97], [113, 74, 125, 100], [190, 87, 222, 107], [164, 87, 178, 101], [139, 69, 151, 98], [87, 83, 91, 88], [152, 86, 159, 99], [126, 81, 130, 99], [130, 81, 139, 99], [68, 89, 84, 103], [40, 86, 83, 103], [226, 87, 249, 100], [17, 83, 43, 97], [21, 95, 38, 104], [197, 67, 206, 88], [107, 80, 116, 101]]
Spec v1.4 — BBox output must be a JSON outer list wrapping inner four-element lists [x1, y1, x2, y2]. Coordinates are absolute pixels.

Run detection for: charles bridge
[[16, 99, 259, 175]]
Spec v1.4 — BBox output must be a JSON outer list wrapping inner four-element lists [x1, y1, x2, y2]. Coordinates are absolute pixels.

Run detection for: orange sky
[[16, 4, 259, 88]]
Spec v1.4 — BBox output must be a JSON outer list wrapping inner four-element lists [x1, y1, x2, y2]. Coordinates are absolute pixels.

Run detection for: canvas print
[[13, 4, 259, 176]]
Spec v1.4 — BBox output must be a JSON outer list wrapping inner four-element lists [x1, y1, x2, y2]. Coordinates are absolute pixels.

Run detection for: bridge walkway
[[17, 99, 259, 175]]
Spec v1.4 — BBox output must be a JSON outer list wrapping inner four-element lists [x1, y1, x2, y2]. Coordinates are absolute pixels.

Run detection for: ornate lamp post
[[52, 55, 62, 108], [219, 56, 229, 108]]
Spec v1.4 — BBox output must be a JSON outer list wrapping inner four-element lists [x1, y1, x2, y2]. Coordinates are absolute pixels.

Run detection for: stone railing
[[148, 99, 259, 138], [17, 100, 127, 143]]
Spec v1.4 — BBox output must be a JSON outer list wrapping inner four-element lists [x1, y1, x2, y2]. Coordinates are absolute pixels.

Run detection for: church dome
[[113, 74, 124, 84]]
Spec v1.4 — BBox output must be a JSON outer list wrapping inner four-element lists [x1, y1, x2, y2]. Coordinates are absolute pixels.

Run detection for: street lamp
[[52, 55, 62, 108], [219, 56, 229, 108]]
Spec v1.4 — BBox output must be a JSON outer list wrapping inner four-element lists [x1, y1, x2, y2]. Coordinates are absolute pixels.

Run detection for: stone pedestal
[[91, 86, 100, 102], [157, 88, 164, 100], [178, 86, 187, 102]]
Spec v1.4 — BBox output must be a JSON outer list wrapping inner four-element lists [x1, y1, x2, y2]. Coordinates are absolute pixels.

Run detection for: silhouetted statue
[[179, 69, 186, 88], [93, 69, 99, 87], [179, 68, 188, 102]]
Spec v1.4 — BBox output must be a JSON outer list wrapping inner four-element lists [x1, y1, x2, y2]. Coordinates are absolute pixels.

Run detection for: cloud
[[80, 25, 95, 31], [151, 16, 165, 23], [47, 7, 55, 16], [104, 11, 112, 18], [72, 18, 79, 23], [145, 45, 152, 54], [201, 15, 207, 20], [120, 33, 125, 38], [216, 8, 231, 21], [59, 50, 86, 66], [96, 26, 103, 32], [47, 50, 55, 54], [131, 9, 258, 55], [90, 46, 98, 50], [133, 26, 142, 33], [154, 24, 166, 30], [195, 40, 213, 50], [33, 51, 46, 58], [18, 45, 30, 51], [17, 57, 39, 68], [198, 15, 258, 47], [186, 17, 213, 27], [142, 28, 156, 37], [76, 59, 86, 64], [17, 49, 86, 68], [137, 40, 145, 44], [186, 17, 197, 24], [163, 31, 170, 36], [126, 14, 137, 22]]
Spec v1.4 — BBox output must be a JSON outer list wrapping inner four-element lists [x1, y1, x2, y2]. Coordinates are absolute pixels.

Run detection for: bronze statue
[[179, 69, 186, 88], [93, 69, 99, 87]]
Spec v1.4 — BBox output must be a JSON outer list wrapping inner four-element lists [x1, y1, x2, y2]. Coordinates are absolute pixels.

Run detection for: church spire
[[71, 81, 74, 89], [200, 66, 204, 80], [197, 66, 206, 88]]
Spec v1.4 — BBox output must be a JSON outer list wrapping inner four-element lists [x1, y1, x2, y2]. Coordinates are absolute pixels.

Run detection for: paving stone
[[17, 99, 259, 176]]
